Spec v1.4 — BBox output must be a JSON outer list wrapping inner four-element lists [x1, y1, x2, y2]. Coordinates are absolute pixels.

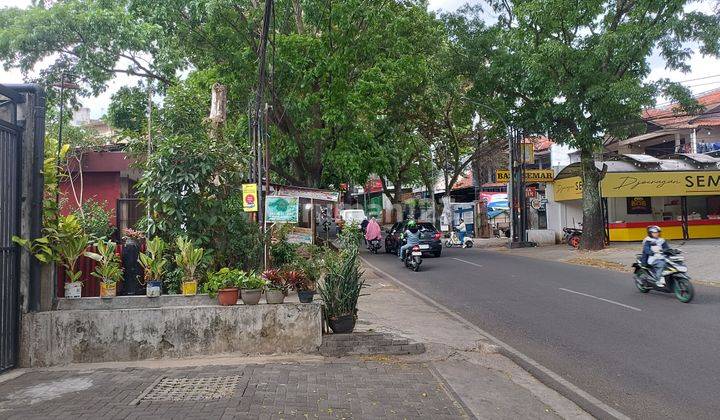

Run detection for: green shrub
[[241, 273, 268, 290], [74, 199, 115, 240], [269, 224, 298, 267], [203, 267, 244, 297]]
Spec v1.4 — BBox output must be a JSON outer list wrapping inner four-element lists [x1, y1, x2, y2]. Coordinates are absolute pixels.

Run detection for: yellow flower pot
[[182, 280, 198, 296], [100, 282, 117, 298]]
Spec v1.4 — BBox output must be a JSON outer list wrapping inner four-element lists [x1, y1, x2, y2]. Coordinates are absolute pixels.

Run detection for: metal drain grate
[[135, 375, 242, 403]]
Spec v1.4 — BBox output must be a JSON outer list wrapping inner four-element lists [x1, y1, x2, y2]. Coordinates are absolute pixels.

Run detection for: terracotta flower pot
[[266, 289, 285, 304], [328, 314, 356, 334], [241, 288, 262, 305], [100, 282, 116, 298], [217, 287, 239, 306]]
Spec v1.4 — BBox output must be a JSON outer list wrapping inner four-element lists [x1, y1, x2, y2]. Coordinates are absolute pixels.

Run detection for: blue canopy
[[488, 209, 508, 219]]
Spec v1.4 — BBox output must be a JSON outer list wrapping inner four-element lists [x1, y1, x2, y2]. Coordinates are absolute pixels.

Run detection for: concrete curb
[[426, 363, 478, 420], [361, 256, 630, 420]]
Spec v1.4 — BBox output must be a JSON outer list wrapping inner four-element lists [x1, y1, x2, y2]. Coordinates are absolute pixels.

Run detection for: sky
[[1, 0, 720, 118]]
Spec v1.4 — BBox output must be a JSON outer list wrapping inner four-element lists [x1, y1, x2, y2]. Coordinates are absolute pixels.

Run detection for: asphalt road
[[362, 246, 720, 419]]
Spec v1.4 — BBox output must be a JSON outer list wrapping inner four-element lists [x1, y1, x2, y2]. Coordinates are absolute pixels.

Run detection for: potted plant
[[262, 269, 287, 304], [318, 246, 365, 333], [14, 215, 90, 298], [286, 254, 321, 303], [85, 239, 123, 298], [56, 216, 91, 299], [241, 273, 267, 305], [174, 236, 204, 296], [285, 268, 315, 303], [138, 236, 167, 297], [123, 228, 145, 246], [204, 267, 243, 306]]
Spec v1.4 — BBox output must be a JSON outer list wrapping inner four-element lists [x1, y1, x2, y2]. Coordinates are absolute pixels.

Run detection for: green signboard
[[265, 196, 299, 223], [367, 196, 383, 218]]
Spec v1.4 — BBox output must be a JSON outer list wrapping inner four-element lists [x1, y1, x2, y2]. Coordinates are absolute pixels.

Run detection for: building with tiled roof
[[608, 88, 720, 156]]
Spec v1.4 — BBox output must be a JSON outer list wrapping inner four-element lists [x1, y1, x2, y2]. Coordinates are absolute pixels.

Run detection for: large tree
[[417, 7, 514, 207], [0, 0, 445, 188], [493, 0, 720, 249]]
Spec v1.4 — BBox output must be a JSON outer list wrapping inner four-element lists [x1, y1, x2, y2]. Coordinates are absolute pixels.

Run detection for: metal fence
[[0, 116, 21, 373]]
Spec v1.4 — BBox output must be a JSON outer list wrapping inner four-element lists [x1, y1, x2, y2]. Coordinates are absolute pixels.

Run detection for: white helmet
[[647, 225, 661, 234]]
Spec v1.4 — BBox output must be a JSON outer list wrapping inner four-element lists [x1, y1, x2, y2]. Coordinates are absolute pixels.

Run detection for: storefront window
[[687, 196, 720, 220], [662, 197, 682, 221]]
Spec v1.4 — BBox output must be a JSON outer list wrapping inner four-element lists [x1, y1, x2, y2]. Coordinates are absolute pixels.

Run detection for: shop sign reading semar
[[553, 172, 720, 201], [496, 170, 555, 183]]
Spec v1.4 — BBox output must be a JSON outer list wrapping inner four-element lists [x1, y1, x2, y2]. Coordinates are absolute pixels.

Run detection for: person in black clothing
[[360, 217, 369, 243]]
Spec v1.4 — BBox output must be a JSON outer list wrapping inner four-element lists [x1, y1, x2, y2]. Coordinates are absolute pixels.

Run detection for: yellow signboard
[[552, 171, 720, 201], [603, 172, 720, 197], [552, 177, 583, 201], [242, 183, 258, 212], [496, 169, 555, 183]]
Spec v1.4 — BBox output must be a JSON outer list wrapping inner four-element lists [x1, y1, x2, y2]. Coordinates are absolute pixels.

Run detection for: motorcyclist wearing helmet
[[398, 220, 421, 260], [642, 225, 670, 287]]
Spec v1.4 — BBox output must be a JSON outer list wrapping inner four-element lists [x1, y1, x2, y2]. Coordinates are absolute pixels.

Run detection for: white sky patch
[[1, 0, 719, 117]]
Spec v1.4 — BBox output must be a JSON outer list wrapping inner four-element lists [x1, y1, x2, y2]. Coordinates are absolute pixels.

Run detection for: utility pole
[[507, 127, 514, 243], [263, 102, 271, 269], [250, 0, 274, 269], [146, 84, 153, 238]]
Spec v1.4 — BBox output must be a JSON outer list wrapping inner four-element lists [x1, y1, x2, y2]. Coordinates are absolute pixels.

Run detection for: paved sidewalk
[[491, 239, 720, 286], [0, 360, 467, 419]]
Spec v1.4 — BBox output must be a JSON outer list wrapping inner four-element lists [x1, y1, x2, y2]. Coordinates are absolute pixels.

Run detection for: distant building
[[71, 107, 114, 138], [607, 89, 720, 156]]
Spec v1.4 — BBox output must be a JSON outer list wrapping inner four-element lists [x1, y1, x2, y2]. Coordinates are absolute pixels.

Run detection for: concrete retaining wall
[[527, 229, 558, 246], [56, 294, 217, 310], [20, 303, 322, 367]]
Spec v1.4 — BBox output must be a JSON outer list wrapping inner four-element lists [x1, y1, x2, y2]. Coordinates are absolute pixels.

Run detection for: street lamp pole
[[52, 73, 79, 206]]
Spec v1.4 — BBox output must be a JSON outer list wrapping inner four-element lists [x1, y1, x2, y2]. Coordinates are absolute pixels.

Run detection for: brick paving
[[0, 361, 469, 419], [320, 332, 425, 357]]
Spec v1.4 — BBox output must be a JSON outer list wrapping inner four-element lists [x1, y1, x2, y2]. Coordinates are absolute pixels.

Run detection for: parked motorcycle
[[403, 244, 423, 272], [632, 248, 694, 303], [367, 238, 382, 254], [444, 230, 474, 248], [563, 227, 582, 248]]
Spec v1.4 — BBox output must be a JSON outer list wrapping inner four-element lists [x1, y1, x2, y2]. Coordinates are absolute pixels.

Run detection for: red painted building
[[59, 146, 143, 234]]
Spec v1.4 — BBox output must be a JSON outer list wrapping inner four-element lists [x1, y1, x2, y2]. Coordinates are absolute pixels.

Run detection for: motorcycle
[[367, 238, 382, 254], [444, 230, 474, 248], [563, 227, 582, 248], [403, 244, 423, 272], [632, 248, 694, 303]]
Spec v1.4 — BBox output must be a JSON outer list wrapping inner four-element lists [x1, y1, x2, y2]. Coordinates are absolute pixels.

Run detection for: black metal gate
[[0, 100, 21, 373]]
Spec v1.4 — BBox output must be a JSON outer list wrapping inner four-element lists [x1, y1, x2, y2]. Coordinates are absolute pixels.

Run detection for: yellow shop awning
[[552, 154, 720, 201]]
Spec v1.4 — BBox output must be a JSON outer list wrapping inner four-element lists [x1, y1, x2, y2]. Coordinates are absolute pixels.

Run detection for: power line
[[669, 73, 720, 84]]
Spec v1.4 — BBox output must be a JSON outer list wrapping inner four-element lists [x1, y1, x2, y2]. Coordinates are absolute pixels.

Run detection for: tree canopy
[[2, 0, 719, 246], [492, 0, 720, 248]]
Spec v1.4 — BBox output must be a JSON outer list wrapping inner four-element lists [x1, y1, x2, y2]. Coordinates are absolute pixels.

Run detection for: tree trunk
[[579, 148, 605, 250]]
